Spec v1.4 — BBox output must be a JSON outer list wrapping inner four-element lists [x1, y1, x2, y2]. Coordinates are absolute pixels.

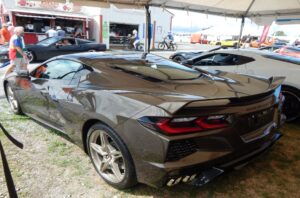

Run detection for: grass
[[0, 98, 300, 197]]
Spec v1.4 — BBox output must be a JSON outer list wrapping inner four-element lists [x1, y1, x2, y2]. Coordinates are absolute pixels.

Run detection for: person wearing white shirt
[[46, 27, 58, 38]]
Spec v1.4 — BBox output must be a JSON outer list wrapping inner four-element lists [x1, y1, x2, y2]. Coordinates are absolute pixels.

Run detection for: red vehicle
[[190, 33, 208, 44], [277, 46, 300, 58]]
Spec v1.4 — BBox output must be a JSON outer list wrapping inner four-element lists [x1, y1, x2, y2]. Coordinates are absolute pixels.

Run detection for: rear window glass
[[105, 54, 201, 81]]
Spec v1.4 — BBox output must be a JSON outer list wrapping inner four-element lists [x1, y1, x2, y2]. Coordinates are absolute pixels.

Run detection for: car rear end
[[120, 85, 283, 188]]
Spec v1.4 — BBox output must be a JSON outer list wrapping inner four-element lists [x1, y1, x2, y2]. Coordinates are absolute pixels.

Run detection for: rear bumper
[[129, 123, 281, 188]]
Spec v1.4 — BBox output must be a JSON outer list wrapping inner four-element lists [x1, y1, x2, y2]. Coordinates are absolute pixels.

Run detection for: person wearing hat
[[57, 26, 66, 37], [0, 23, 11, 45]]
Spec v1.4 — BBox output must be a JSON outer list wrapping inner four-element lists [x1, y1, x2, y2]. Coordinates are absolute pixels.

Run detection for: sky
[[170, 9, 300, 37]]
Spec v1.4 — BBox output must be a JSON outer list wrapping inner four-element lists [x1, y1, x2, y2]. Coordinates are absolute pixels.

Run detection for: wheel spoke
[[110, 161, 123, 180], [110, 150, 122, 160], [100, 159, 110, 172], [90, 143, 107, 156], [100, 132, 109, 148]]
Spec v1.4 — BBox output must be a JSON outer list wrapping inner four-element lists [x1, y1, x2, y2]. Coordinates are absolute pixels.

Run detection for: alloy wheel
[[26, 51, 34, 62], [89, 129, 125, 183], [7, 85, 18, 111]]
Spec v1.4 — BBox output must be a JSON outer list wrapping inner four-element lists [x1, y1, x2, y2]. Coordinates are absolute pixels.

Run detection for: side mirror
[[55, 45, 60, 49], [16, 70, 31, 80]]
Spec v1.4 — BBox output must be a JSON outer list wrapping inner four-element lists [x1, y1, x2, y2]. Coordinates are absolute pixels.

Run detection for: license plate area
[[238, 107, 275, 135]]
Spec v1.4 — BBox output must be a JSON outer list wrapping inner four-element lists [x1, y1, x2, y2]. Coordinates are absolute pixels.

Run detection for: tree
[[274, 31, 287, 36]]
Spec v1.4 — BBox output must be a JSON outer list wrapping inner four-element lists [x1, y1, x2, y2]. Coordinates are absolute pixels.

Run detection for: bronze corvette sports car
[[3, 52, 284, 189]]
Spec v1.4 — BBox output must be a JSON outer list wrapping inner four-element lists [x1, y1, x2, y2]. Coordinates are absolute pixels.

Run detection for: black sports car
[[170, 46, 225, 63], [0, 37, 106, 63], [4, 52, 284, 189]]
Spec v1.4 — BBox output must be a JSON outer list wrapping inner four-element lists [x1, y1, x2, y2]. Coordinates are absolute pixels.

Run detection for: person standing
[[132, 29, 140, 50], [0, 23, 11, 45], [46, 26, 58, 38], [4, 27, 28, 76], [74, 25, 83, 38], [7, 22, 15, 37], [56, 26, 66, 37]]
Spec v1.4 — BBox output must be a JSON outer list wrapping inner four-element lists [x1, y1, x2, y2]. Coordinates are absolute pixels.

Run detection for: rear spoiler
[[157, 76, 285, 114]]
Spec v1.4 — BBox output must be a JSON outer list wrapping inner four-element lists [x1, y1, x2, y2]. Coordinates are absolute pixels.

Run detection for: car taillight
[[138, 115, 229, 135]]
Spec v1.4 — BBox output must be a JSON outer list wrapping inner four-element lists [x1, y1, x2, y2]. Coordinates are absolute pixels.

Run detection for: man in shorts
[[4, 26, 28, 77]]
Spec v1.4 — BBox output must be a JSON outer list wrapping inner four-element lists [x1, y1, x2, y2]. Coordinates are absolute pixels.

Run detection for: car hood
[[83, 68, 284, 113]]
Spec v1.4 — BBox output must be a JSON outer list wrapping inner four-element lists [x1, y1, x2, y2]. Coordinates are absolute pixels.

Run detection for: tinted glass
[[193, 53, 254, 66], [105, 54, 201, 80], [33, 60, 82, 80], [37, 37, 60, 46]]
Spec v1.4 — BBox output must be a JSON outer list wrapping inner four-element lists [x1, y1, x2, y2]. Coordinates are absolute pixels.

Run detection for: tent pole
[[144, 5, 151, 54], [237, 16, 245, 49]]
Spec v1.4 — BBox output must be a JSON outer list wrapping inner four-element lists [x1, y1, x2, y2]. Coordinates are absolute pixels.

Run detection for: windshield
[[37, 37, 61, 46], [106, 54, 201, 81]]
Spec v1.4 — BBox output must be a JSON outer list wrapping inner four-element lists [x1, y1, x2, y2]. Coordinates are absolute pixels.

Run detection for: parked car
[[4, 52, 284, 189], [0, 44, 9, 64], [211, 39, 239, 47], [0, 37, 106, 63], [276, 46, 300, 58], [259, 45, 283, 52], [169, 46, 225, 63], [182, 49, 300, 121]]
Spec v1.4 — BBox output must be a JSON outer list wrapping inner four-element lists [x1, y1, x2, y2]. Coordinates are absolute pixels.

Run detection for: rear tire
[[281, 86, 300, 122], [171, 43, 178, 51], [26, 51, 35, 63], [87, 123, 137, 189], [5, 83, 22, 115]]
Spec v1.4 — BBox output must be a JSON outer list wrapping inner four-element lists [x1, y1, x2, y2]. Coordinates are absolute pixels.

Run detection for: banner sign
[[16, 0, 82, 13], [260, 25, 270, 44]]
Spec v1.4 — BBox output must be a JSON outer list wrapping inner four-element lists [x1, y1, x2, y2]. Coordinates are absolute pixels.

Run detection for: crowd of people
[[45, 25, 83, 38]]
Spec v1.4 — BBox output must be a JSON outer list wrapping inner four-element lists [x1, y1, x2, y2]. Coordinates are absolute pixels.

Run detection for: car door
[[45, 60, 85, 130], [193, 53, 239, 73], [19, 61, 65, 122]]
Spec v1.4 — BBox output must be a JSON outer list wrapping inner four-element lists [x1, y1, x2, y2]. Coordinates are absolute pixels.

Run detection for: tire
[[281, 86, 300, 122], [171, 43, 178, 51], [87, 123, 137, 189], [173, 55, 185, 63], [233, 43, 238, 48], [158, 42, 165, 50], [5, 83, 22, 115], [26, 51, 35, 63], [88, 49, 97, 52]]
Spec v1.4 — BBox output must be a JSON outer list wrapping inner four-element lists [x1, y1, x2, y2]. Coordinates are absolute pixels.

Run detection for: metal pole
[[237, 16, 245, 49], [144, 5, 150, 53]]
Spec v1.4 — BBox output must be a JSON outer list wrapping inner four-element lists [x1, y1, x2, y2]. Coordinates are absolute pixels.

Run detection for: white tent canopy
[[88, 0, 300, 19]]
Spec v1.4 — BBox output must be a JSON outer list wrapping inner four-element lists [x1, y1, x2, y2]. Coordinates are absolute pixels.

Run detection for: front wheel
[[281, 87, 300, 122], [6, 83, 22, 115], [158, 42, 165, 50], [87, 123, 137, 189]]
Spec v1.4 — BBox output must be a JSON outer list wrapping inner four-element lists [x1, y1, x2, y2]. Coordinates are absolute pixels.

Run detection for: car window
[[77, 39, 92, 44], [194, 53, 254, 66], [56, 39, 75, 46], [37, 37, 60, 46], [32, 60, 83, 80], [105, 54, 201, 81]]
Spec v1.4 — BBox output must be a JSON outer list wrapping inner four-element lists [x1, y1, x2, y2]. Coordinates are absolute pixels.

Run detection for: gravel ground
[[0, 98, 300, 198]]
